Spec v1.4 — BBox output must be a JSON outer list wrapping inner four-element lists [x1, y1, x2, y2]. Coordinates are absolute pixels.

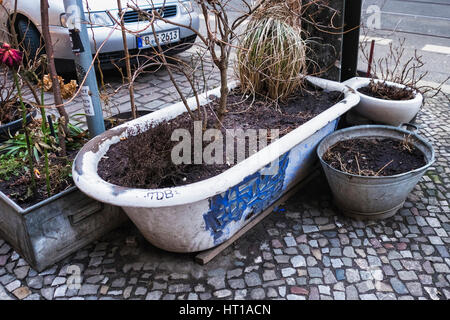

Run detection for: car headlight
[[60, 11, 113, 28], [85, 12, 114, 27], [180, 1, 194, 14]]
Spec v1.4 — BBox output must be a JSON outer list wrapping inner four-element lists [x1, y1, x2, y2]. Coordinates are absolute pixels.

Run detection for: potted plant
[[317, 124, 434, 220], [0, 7, 126, 272], [345, 77, 423, 126], [345, 38, 449, 126], [72, 0, 360, 253], [0, 52, 36, 140]]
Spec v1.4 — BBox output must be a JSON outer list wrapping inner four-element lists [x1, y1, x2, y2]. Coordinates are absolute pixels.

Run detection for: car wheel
[[16, 18, 43, 61]]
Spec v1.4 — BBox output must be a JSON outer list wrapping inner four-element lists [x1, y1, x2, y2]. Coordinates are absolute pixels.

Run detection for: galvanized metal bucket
[[0, 186, 127, 272], [317, 124, 435, 220]]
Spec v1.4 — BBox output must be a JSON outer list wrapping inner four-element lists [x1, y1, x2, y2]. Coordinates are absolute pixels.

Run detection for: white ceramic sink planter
[[344, 77, 423, 126], [73, 76, 360, 253]]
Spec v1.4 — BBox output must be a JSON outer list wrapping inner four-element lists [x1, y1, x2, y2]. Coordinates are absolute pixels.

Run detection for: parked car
[[0, 0, 199, 72]]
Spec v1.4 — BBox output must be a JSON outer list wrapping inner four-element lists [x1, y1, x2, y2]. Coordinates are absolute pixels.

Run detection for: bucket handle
[[399, 123, 420, 133]]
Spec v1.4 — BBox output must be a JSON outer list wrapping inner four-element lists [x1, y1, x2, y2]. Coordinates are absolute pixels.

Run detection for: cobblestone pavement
[[1, 51, 450, 300], [23, 47, 223, 125]]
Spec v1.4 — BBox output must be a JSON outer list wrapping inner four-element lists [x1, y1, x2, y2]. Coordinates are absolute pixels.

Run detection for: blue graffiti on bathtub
[[204, 152, 290, 243]]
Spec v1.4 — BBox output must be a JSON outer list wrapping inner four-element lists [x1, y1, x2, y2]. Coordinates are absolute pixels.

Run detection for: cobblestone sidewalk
[[23, 48, 222, 124], [1, 58, 449, 300]]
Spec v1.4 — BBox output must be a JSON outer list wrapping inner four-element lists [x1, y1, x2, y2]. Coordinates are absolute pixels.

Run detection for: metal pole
[[366, 39, 375, 77], [63, 0, 105, 137], [340, 0, 362, 82]]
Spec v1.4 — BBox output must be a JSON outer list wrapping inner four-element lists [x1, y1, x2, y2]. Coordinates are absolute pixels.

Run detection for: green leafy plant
[[0, 154, 23, 181], [0, 120, 87, 162], [0, 152, 75, 202], [0, 42, 37, 193]]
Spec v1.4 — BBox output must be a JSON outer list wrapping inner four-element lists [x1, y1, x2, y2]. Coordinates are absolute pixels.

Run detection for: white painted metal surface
[[73, 77, 360, 252], [344, 77, 423, 126]]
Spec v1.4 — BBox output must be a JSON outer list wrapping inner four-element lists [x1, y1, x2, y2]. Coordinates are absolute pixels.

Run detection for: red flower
[[0, 43, 23, 69]]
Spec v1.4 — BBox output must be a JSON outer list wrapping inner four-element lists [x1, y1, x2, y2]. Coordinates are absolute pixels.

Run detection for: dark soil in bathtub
[[98, 85, 344, 189], [322, 137, 426, 176], [358, 81, 415, 100]]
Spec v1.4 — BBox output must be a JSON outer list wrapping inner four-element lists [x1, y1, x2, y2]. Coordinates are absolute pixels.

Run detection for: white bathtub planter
[[344, 77, 423, 126], [73, 76, 360, 253]]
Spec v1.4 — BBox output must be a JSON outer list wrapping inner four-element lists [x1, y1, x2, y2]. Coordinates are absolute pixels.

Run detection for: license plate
[[137, 29, 180, 48]]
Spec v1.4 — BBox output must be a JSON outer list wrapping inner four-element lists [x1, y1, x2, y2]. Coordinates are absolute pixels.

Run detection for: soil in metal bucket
[[322, 137, 426, 176], [358, 81, 415, 101], [97, 85, 344, 189]]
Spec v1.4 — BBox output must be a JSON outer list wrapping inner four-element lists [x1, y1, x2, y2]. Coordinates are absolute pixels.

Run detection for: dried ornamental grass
[[253, 0, 302, 26], [237, 16, 307, 103]]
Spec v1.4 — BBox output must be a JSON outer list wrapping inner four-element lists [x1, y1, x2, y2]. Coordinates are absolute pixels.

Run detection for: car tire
[[16, 18, 43, 61]]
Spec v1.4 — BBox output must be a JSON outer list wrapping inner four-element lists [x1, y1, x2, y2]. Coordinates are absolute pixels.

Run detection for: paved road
[[196, 0, 450, 84], [360, 0, 450, 84]]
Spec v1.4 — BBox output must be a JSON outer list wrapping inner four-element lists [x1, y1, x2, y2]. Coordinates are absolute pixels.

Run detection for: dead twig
[[375, 159, 394, 176], [355, 154, 361, 176]]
